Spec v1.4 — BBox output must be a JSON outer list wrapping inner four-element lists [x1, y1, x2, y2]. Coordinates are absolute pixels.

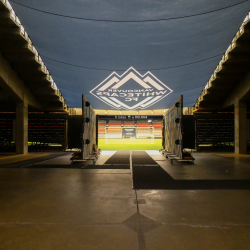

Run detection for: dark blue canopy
[[10, 0, 250, 109]]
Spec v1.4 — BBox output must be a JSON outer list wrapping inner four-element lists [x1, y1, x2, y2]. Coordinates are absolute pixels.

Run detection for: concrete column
[[234, 101, 247, 154], [16, 102, 28, 154], [63, 119, 68, 151]]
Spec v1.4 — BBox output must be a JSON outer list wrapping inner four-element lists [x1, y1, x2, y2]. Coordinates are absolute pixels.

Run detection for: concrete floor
[[0, 151, 250, 249]]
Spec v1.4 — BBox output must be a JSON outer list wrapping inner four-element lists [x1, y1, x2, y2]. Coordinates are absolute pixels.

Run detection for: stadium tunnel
[[1, 0, 250, 249], [1, 0, 250, 155]]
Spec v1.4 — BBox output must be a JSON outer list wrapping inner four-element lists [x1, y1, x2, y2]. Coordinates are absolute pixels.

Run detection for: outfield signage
[[98, 115, 163, 120], [115, 115, 148, 120], [90, 67, 173, 110]]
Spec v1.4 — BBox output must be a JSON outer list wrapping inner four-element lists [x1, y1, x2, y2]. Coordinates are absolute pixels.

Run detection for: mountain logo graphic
[[90, 67, 173, 110]]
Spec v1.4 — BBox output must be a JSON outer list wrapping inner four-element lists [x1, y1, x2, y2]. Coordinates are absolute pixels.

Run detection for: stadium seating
[[136, 120, 150, 127], [136, 127, 152, 138], [123, 121, 135, 127], [106, 127, 122, 138], [97, 119, 163, 140], [108, 120, 122, 127], [0, 118, 13, 145], [28, 118, 65, 144], [0, 116, 66, 151], [196, 117, 234, 147], [98, 120, 106, 138], [152, 120, 162, 138]]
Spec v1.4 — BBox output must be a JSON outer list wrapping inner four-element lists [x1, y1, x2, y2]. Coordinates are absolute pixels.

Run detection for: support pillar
[[63, 119, 68, 151], [234, 101, 247, 154], [16, 102, 28, 154]]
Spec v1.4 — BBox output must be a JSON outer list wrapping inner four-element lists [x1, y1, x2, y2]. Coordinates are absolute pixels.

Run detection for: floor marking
[[132, 164, 158, 166], [130, 151, 132, 170], [0, 154, 28, 160], [0, 222, 121, 226], [130, 150, 134, 189], [104, 164, 130, 165], [1, 221, 250, 228], [132, 151, 146, 250], [135, 190, 147, 250], [143, 190, 159, 196], [76, 173, 131, 175], [23, 154, 67, 168], [0, 154, 49, 166]]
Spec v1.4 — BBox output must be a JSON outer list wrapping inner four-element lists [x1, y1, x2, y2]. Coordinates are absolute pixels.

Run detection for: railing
[[1, 0, 64, 102], [195, 10, 250, 109]]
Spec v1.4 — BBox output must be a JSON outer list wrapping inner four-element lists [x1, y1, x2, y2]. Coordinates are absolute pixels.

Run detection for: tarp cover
[[10, 0, 250, 109]]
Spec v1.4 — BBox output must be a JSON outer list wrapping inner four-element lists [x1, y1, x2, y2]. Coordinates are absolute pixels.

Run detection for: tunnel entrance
[[97, 115, 163, 151]]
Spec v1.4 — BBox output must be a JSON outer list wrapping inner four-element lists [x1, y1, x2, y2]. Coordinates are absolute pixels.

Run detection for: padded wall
[[164, 95, 183, 159], [82, 94, 97, 159]]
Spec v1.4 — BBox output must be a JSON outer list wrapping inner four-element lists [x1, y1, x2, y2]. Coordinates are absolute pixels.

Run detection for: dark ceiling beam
[[195, 21, 250, 110], [222, 70, 250, 108], [0, 1, 68, 112], [0, 53, 41, 108]]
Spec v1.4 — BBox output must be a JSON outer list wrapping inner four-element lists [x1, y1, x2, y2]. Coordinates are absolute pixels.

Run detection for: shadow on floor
[[132, 165, 250, 190], [25, 164, 130, 169]]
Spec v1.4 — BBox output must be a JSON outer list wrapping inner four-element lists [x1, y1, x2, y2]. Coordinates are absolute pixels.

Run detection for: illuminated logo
[[90, 67, 173, 110]]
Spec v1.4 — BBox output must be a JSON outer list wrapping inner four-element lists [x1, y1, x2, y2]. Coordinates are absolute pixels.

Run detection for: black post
[[96, 115, 99, 147], [82, 94, 85, 159]]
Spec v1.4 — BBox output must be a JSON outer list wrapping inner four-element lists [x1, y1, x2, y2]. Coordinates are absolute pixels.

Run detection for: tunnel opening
[[97, 115, 163, 151]]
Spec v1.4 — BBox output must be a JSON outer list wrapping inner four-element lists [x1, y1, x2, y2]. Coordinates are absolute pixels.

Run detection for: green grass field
[[98, 138, 163, 150]]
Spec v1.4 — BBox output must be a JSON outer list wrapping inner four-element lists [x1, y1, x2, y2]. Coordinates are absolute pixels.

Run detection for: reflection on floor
[[0, 150, 250, 249]]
